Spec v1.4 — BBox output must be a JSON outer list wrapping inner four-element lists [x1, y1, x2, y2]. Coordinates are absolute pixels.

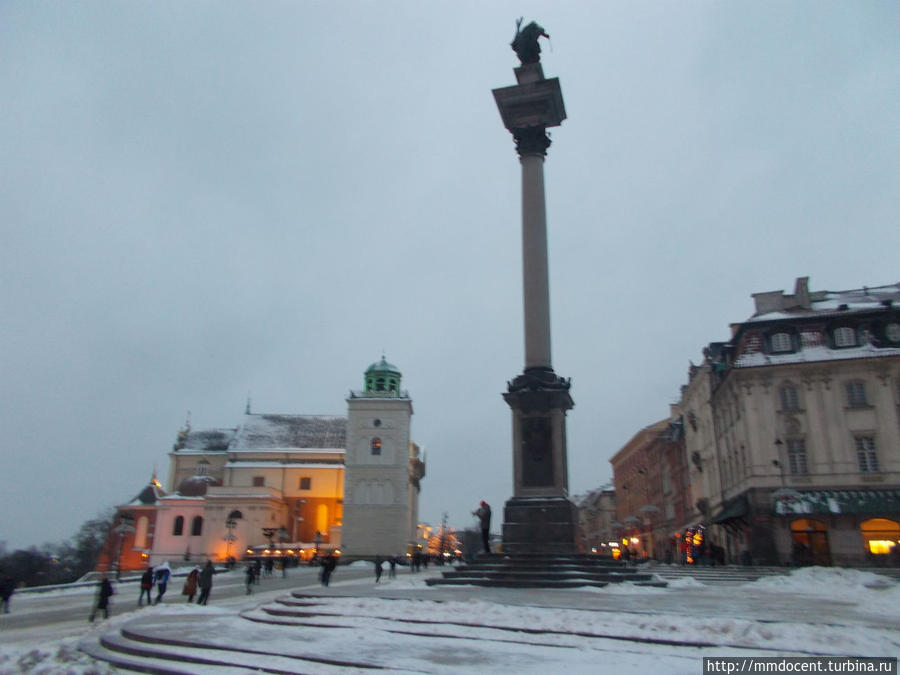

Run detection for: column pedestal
[[501, 367, 576, 553]]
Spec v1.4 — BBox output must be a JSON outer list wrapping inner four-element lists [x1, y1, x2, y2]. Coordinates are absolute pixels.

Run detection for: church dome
[[177, 474, 221, 497], [364, 356, 402, 394], [365, 357, 400, 375]]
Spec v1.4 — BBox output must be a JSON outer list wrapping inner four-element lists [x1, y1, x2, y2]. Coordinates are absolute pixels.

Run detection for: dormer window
[[833, 326, 857, 348], [371, 438, 382, 455], [770, 332, 794, 353]]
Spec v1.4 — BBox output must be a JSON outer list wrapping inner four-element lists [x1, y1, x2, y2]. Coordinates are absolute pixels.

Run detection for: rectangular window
[[786, 439, 808, 475], [855, 437, 879, 473], [252, 476, 264, 487], [299, 476, 311, 490], [779, 385, 800, 411], [846, 381, 868, 407]]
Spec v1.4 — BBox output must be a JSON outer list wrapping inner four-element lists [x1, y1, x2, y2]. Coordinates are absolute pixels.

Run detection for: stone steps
[[78, 614, 372, 674], [426, 553, 666, 589]]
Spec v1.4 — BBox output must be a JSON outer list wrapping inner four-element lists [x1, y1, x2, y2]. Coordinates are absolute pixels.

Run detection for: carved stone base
[[501, 496, 576, 554]]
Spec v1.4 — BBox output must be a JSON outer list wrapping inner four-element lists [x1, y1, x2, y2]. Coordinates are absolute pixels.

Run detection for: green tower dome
[[364, 356, 402, 394]]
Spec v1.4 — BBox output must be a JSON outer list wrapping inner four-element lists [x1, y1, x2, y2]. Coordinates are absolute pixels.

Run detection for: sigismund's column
[[493, 20, 576, 554]]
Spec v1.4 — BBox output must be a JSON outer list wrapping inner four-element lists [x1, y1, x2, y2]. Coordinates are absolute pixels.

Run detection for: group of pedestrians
[[88, 559, 217, 624], [180, 561, 215, 604], [137, 560, 171, 606], [372, 556, 399, 583]]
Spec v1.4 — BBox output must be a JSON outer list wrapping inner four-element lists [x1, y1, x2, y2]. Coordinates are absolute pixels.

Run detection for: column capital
[[514, 127, 552, 158]]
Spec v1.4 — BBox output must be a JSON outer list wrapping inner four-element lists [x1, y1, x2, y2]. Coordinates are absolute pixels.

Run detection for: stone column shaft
[[520, 153, 552, 371]]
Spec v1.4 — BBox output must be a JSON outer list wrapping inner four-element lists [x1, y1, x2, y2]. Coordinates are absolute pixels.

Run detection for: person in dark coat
[[197, 561, 214, 605], [245, 564, 255, 594], [374, 556, 383, 583], [89, 575, 114, 622], [473, 501, 492, 554], [320, 553, 337, 587], [0, 574, 15, 613], [153, 561, 171, 604], [138, 567, 154, 606], [389, 556, 397, 579]]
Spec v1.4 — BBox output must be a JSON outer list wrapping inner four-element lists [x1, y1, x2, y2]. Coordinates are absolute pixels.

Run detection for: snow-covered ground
[[0, 566, 898, 673]]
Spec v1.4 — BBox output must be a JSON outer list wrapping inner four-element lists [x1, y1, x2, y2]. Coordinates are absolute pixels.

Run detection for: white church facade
[[101, 359, 425, 571]]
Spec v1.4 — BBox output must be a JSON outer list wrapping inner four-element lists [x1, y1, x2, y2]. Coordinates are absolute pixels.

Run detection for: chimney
[[794, 276, 811, 309]]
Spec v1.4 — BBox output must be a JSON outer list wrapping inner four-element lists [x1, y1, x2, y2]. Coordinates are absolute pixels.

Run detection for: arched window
[[135, 516, 149, 549], [228, 510, 243, 520], [173, 515, 184, 536], [371, 437, 382, 455], [375, 377, 385, 391], [861, 518, 900, 556], [316, 504, 328, 534], [191, 516, 203, 536], [388, 378, 397, 392]]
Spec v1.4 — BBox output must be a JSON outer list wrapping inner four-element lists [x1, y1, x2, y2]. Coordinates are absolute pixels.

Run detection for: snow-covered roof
[[734, 343, 900, 368], [230, 414, 346, 451], [176, 428, 235, 453], [748, 282, 899, 323], [126, 478, 167, 506], [729, 279, 900, 369], [223, 462, 345, 469]]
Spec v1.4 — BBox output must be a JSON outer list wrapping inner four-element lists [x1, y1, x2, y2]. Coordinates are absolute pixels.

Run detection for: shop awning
[[773, 489, 900, 516], [712, 496, 748, 525]]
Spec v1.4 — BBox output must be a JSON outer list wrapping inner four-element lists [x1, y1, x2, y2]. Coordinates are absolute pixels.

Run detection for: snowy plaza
[[1, 564, 898, 674]]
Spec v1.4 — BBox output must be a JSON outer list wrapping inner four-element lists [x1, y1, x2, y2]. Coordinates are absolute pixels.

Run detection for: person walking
[[320, 553, 336, 587], [0, 574, 15, 613], [153, 561, 171, 604], [197, 561, 214, 605], [182, 568, 199, 603], [374, 556, 383, 583], [474, 500, 492, 555], [138, 567, 154, 606], [244, 563, 255, 594], [389, 556, 397, 579], [89, 575, 114, 622]]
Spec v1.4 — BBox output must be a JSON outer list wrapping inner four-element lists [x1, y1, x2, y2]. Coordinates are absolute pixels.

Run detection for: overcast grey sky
[[2, 2, 898, 550]]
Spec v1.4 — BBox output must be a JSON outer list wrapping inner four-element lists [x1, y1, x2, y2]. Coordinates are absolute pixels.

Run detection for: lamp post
[[223, 519, 237, 563], [773, 439, 786, 487], [262, 527, 277, 550], [113, 514, 136, 580], [439, 512, 448, 564]]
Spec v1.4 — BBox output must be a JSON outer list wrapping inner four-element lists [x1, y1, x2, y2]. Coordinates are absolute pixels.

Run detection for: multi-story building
[[574, 484, 616, 554], [609, 415, 691, 561], [679, 278, 900, 565], [98, 358, 426, 571]]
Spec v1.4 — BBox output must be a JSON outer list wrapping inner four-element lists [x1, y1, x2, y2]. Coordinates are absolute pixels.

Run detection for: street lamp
[[639, 504, 660, 560], [113, 514, 136, 580], [313, 530, 323, 557], [262, 527, 278, 550], [223, 519, 237, 562]]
